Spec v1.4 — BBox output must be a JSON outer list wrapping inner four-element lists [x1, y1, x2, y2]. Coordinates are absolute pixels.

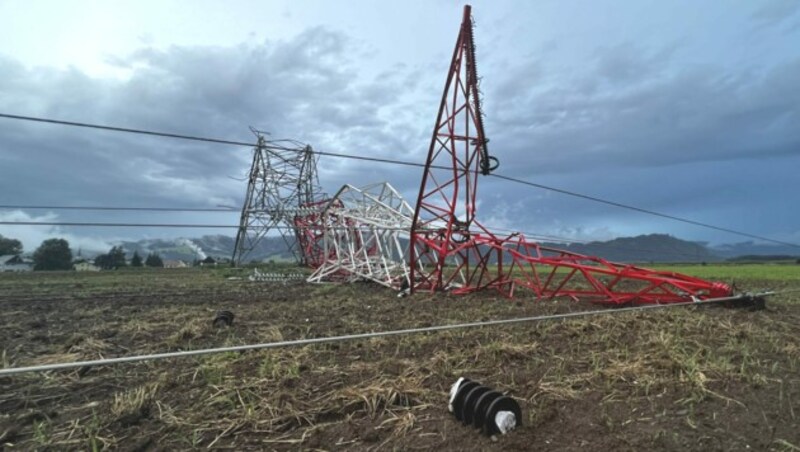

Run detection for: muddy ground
[[1, 267, 799, 451]]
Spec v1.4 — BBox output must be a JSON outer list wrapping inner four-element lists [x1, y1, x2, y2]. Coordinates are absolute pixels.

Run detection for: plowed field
[[1, 266, 799, 451]]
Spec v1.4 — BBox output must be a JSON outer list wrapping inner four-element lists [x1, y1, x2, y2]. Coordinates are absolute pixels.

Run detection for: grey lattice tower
[[232, 131, 321, 266]]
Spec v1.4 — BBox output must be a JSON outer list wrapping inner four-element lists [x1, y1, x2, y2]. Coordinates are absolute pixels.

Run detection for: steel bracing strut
[[408, 5, 732, 304]]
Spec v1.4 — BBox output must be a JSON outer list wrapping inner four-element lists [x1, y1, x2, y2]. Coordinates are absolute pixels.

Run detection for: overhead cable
[[1, 112, 797, 248], [490, 174, 800, 248], [0, 204, 236, 212], [0, 219, 717, 260], [0, 292, 773, 376]]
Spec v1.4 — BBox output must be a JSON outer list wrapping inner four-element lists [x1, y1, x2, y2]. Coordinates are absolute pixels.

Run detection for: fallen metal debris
[[248, 269, 307, 284]]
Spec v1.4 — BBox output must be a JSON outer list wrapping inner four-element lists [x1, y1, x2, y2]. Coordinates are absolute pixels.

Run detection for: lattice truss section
[[307, 182, 414, 289], [232, 131, 322, 266], [408, 6, 732, 304], [294, 198, 339, 269]]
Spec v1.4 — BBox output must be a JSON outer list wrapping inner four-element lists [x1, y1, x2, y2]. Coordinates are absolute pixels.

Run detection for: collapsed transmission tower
[[293, 198, 337, 269], [232, 130, 321, 266], [408, 5, 733, 304], [306, 182, 414, 289]]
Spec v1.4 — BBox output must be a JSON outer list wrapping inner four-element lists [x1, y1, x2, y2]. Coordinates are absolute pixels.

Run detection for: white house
[[0, 255, 33, 272], [74, 262, 101, 272], [163, 260, 188, 269]]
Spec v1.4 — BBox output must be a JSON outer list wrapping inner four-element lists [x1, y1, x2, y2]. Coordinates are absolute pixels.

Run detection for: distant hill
[[554, 234, 720, 263], [107, 233, 797, 264], [116, 235, 293, 262]]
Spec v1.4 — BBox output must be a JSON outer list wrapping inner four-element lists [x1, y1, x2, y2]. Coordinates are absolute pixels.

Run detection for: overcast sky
[[1, 0, 799, 253]]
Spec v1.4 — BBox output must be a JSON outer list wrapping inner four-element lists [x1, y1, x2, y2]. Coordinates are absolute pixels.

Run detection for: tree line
[[93, 246, 164, 269], [0, 234, 164, 271]]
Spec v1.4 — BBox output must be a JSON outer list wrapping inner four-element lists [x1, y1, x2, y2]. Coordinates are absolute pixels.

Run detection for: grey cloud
[[0, 27, 429, 245], [1, 19, 798, 249], [751, 0, 800, 26], [460, 41, 800, 243], [592, 42, 678, 86], [486, 48, 800, 176], [471, 152, 800, 245]]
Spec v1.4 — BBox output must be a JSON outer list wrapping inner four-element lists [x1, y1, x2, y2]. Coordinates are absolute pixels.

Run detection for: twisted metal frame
[[307, 182, 414, 289]]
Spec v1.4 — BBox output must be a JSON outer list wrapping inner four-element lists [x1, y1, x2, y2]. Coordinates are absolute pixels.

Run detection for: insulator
[[462, 385, 492, 425], [448, 378, 521, 436]]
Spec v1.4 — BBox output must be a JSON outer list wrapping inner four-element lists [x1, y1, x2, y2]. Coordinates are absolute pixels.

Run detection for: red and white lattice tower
[[409, 5, 732, 304], [409, 4, 504, 294], [293, 198, 338, 268]]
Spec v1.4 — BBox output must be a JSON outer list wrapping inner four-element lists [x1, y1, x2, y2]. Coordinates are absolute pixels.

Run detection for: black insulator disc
[[484, 395, 522, 436], [452, 381, 480, 422], [472, 390, 503, 430], [462, 385, 491, 425]]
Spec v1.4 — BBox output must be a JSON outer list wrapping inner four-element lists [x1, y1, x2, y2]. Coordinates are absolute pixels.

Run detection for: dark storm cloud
[[461, 40, 800, 243], [0, 27, 426, 216], [485, 47, 800, 177], [0, 26, 436, 252], [1, 23, 799, 248]]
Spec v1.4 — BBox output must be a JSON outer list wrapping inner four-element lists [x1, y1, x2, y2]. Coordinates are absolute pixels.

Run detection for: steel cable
[[1, 112, 797, 248], [0, 291, 779, 376]]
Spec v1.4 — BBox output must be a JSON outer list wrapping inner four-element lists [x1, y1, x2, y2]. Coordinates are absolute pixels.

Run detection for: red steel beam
[[409, 5, 732, 304]]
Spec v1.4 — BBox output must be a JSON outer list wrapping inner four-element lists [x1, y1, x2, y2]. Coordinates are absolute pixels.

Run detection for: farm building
[[0, 255, 32, 272], [163, 259, 188, 269], [74, 261, 101, 272]]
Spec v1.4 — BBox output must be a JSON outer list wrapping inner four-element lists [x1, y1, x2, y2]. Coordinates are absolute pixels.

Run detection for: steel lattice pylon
[[232, 131, 322, 266], [408, 5, 732, 304], [294, 198, 339, 269], [307, 182, 414, 289]]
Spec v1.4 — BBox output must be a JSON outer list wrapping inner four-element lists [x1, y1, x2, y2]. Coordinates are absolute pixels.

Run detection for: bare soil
[[1, 268, 799, 451]]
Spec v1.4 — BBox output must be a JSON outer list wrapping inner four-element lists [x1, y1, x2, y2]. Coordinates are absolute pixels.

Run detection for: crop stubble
[[1, 266, 799, 450]]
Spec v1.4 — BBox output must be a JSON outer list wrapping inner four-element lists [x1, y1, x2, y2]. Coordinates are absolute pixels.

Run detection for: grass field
[[1, 264, 799, 450], [651, 263, 800, 281]]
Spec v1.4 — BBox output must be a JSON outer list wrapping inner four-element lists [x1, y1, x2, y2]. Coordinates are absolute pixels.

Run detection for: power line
[[0, 205, 761, 258], [489, 174, 800, 249], [0, 203, 709, 258], [0, 201, 705, 249], [0, 292, 772, 376], [0, 112, 423, 167], [0, 204, 236, 213], [0, 221, 239, 228], [0, 221, 405, 231], [0, 112, 255, 147], [0, 220, 724, 261], [1, 112, 797, 248]]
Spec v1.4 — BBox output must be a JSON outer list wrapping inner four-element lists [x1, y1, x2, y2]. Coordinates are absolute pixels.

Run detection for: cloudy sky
[[1, 0, 799, 253]]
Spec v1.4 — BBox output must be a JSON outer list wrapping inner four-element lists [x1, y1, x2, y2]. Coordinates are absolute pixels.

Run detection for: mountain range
[[111, 233, 798, 263]]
